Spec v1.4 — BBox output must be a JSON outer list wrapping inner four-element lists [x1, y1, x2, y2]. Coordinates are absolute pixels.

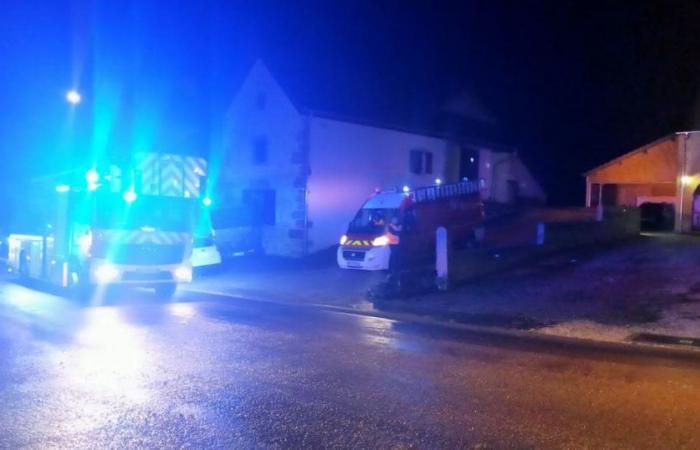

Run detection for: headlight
[[94, 263, 119, 284], [174, 265, 192, 282], [372, 235, 390, 246], [339, 235, 348, 245]]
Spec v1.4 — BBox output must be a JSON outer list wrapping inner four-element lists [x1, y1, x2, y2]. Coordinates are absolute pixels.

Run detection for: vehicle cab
[[337, 181, 484, 271], [337, 191, 408, 270]]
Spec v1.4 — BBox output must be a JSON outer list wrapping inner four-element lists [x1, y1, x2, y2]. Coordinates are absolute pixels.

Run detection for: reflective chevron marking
[[101, 230, 191, 245], [345, 240, 372, 247], [134, 153, 207, 197]]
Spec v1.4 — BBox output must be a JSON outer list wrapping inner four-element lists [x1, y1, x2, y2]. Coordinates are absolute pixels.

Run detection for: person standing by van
[[388, 216, 403, 272]]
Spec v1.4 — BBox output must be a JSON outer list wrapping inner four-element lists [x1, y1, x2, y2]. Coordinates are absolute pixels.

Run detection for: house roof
[[583, 131, 700, 176], [299, 107, 518, 153], [243, 59, 514, 152]]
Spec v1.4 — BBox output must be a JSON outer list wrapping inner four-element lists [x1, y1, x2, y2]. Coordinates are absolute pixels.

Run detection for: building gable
[[586, 136, 678, 184], [224, 60, 299, 127]]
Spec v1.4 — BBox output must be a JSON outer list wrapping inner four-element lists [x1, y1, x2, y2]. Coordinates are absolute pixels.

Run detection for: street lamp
[[66, 90, 81, 105]]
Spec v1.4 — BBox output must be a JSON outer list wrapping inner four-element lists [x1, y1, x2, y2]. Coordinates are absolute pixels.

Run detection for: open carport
[[585, 131, 700, 232]]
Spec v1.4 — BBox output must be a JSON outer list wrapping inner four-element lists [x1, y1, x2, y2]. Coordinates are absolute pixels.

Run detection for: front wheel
[[154, 283, 177, 299]]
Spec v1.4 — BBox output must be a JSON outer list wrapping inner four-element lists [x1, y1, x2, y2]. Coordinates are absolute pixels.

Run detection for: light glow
[[123, 191, 138, 203], [56, 184, 70, 193], [435, 178, 442, 185], [681, 175, 692, 185], [66, 90, 81, 105], [86, 170, 100, 184], [402, 185, 410, 193], [202, 197, 212, 207], [94, 263, 119, 284], [372, 235, 390, 247], [78, 232, 92, 255], [174, 266, 192, 282], [86, 170, 100, 190], [55, 308, 152, 424], [339, 235, 348, 245]]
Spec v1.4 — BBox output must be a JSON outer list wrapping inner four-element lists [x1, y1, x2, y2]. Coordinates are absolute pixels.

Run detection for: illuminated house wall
[[307, 116, 455, 254], [221, 61, 544, 256], [584, 131, 700, 232]]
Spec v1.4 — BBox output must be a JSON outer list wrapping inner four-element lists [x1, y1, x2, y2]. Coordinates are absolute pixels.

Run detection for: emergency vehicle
[[337, 180, 484, 270], [7, 152, 210, 298]]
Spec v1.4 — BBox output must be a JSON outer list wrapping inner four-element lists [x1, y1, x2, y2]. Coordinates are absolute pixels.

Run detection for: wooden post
[[596, 183, 604, 222]]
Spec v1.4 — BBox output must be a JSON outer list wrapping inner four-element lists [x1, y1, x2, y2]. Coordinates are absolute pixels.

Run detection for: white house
[[216, 61, 544, 257]]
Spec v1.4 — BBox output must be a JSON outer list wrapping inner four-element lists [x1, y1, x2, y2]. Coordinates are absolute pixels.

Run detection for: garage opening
[[640, 202, 675, 231]]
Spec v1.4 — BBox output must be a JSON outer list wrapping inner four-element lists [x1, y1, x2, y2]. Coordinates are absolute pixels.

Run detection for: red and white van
[[337, 181, 484, 270]]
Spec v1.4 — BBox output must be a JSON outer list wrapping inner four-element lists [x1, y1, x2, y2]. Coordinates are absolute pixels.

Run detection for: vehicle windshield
[[348, 208, 400, 234], [93, 193, 196, 231]]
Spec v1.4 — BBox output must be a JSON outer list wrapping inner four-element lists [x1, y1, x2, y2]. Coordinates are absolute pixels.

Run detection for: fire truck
[[337, 180, 484, 270], [7, 152, 210, 298]]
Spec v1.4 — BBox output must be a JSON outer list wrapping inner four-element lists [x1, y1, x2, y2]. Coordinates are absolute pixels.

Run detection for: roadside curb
[[182, 287, 700, 363]]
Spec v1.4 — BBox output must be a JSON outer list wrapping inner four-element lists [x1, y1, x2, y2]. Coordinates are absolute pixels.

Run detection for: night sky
[[1, 0, 700, 225]]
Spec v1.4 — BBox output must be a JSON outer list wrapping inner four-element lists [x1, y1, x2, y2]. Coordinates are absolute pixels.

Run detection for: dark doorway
[[243, 189, 276, 226], [640, 202, 675, 231], [506, 180, 520, 204], [459, 147, 479, 181], [693, 185, 700, 231], [601, 184, 618, 206]]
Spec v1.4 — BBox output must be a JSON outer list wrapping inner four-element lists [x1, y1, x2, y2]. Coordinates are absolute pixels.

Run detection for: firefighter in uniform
[[387, 216, 403, 272]]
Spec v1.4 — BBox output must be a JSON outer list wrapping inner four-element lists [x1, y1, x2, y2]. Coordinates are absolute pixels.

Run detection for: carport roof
[[584, 131, 700, 177]]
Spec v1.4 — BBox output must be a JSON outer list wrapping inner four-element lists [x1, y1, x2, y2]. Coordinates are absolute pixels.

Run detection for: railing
[[411, 180, 481, 204]]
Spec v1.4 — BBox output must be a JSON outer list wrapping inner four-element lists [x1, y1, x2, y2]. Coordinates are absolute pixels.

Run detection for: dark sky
[[1, 0, 700, 213]]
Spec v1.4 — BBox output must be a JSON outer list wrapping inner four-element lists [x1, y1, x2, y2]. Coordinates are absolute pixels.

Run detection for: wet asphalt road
[[1, 281, 700, 449]]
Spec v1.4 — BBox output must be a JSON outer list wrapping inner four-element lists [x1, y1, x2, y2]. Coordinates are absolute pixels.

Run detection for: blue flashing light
[[123, 191, 138, 203], [86, 169, 99, 184], [56, 184, 70, 193], [202, 197, 212, 207]]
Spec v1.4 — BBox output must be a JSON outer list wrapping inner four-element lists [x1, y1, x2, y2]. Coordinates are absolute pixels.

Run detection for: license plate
[[347, 262, 362, 268]]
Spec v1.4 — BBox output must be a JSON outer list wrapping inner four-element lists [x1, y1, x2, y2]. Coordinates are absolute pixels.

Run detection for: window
[[253, 136, 268, 165], [410, 150, 423, 174], [409, 149, 433, 174]]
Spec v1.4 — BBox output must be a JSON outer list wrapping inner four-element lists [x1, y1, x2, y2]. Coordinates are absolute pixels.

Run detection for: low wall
[[371, 206, 640, 298], [449, 206, 640, 284], [541, 207, 640, 250]]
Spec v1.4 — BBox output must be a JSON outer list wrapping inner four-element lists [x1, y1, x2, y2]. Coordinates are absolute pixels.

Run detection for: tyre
[[155, 282, 177, 299]]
